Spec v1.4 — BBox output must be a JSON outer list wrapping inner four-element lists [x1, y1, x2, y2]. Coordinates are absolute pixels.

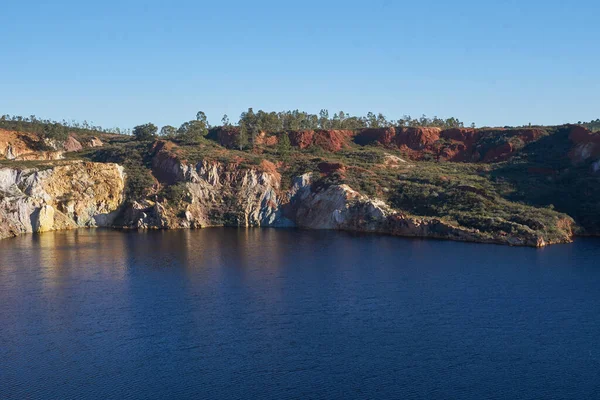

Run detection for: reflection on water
[[1, 228, 600, 399]]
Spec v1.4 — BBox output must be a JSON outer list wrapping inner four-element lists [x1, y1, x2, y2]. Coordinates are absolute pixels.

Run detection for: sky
[[1, 0, 599, 129]]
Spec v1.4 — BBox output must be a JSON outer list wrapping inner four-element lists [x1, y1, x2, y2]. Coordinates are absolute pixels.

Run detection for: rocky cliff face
[[114, 143, 571, 247], [0, 129, 64, 160], [0, 137, 576, 247], [568, 125, 600, 165], [0, 161, 125, 239], [286, 173, 564, 247], [121, 142, 293, 230], [0, 129, 104, 161]]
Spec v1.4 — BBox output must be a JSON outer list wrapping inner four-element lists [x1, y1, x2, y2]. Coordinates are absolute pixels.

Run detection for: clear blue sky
[[1, 0, 598, 129]]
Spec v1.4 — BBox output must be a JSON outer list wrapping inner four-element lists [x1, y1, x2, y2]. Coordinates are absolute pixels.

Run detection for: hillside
[[1, 114, 599, 246]]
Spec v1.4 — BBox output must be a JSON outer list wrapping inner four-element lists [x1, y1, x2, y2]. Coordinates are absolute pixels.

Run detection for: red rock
[[395, 127, 441, 150], [264, 136, 278, 146], [313, 130, 353, 152], [567, 125, 600, 144], [150, 141, 182, 184], [439, 142, 470, 161], [515, 128, 545, 142], [216, 127, 240, 148], [287, 130, 353, 152], [259, 159, 281, 181], [288, 130, 314, 149], [355, 128, 396, 146], [440, 128, 479, 143], [254, 131, 279, 146]]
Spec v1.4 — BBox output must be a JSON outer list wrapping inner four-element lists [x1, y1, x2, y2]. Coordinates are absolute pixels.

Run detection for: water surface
[[1, 229, 599, 399]]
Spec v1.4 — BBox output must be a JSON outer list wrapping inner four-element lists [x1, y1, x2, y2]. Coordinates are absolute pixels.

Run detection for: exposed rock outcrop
[[0, 129, 64, 160], [396, 127, 442, 149], [353, 126, 549, 163], [63, 135, 83, 152], [88, 137, 104, 147], [213, 127, 240, 148], [287, 130, 353, 151], [568, 125, 600, 164], [288, 130, 314, 149], [355, 127, 396, 146], [144, 141, 293, 229], [254, 131, 279, 146], [0, 139, 577, 247], [286, 173, 564, 247], [354, 127, 441, 150], [0, 161, 125, 239]]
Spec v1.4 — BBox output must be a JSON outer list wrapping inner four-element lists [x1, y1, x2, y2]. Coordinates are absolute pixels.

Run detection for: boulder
[[89, 137, 104, 147], [63, 136, 83, 152]]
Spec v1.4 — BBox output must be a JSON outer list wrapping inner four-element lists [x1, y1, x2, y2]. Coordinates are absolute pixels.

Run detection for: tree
[[196, 111, 208, 126], [376, 113, 388, 128], [132, 123, 158, 141], [239, 108, 259, 147], [277, 132, 292, 161], [177, 120, 208, 144], [221, 114, 230, 127], [237, 124, 249, 150], [159, 125, 177, 138], [42, 123, 68, 142], [319, 109, 330, 129]]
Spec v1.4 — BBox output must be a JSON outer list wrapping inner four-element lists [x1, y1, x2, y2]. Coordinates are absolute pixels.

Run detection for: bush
[[133, 123, 158, 141], [159, 182, 190, 204], [125, 166, 155, 201]]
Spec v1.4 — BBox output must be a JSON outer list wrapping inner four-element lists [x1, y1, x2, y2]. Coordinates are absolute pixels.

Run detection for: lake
[[1, 229, 599, 399]]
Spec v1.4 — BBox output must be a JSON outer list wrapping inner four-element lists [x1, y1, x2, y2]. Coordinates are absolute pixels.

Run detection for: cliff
[[0, 161, 125, 239], [0, 122, 594, 246], [105, 141, 574, 246]]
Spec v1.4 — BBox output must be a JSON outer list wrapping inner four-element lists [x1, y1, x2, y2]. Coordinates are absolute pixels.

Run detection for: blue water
[[1, 229, 599, 399]]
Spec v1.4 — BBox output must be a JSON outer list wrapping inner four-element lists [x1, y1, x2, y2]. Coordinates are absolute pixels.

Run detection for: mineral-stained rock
[[145, 142, 293, 228], [287, 130, 353, 151], [89, 137, 104, 147], [567, 125, 600, 164], [0, 129, 64, 160], [63, 135, 83, 152], [288, 130, 314, 149], [395, 127, 441, 150], [215, 127, 241, 148], [0, 161, 125, 239], [440, 128, 479, 143], [355, 127, 396, 146], [0, 137, 577, 247], [285, 173, 567, 247], [313, 130, 354, 152], [33, 205, 55, 232], [254, 131, 279, 146]]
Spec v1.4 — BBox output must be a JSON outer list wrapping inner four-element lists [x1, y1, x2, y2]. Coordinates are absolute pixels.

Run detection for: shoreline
[[1, 225, 588, 248]]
